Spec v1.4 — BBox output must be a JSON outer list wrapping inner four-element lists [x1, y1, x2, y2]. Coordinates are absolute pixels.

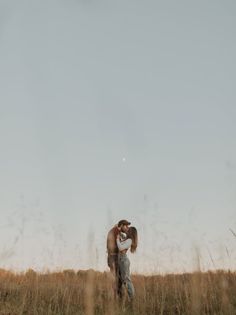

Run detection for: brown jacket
[[107, 225, 119, 255]]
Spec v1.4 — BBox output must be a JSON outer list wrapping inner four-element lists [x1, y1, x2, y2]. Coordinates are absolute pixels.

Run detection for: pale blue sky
[[0, 0, 236, 273]]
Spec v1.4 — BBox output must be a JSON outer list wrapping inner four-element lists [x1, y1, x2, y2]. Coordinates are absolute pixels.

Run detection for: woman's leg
[[123, 256, 135, 299], [118, 255, 126, 283]]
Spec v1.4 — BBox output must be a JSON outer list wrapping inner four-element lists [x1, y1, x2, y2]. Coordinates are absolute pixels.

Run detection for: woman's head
[[127, 226, 138, 253]]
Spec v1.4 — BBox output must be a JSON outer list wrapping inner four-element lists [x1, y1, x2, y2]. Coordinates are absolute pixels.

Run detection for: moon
[[122, 157, 126, 162]]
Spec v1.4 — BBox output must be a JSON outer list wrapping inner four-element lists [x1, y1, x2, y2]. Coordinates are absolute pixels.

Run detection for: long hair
[[127, 226, 138, 253]]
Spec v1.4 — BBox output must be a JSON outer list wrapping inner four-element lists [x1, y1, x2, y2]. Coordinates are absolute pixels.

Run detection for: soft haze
[[0, 0, 236, 274]]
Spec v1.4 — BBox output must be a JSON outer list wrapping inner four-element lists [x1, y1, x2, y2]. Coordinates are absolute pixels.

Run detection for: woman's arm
[[116, 237, 132, 251]]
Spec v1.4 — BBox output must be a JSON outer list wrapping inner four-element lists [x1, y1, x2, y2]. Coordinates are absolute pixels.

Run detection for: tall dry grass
[[0, 268, 236, 314]]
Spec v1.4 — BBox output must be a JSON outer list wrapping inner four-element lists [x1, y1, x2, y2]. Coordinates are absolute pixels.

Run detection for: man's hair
[[126, 226, 138, 253], [118, 219, 131, 227]]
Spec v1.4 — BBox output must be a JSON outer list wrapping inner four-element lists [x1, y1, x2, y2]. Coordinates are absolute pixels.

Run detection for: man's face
[[121, 224, 129, 233]]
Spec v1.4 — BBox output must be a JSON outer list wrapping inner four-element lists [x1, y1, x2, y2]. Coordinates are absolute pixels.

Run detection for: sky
[[0, 0, 236, 274]]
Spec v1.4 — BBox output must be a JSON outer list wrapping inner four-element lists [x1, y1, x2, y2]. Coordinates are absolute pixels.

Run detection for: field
[[0, 269, 236, 315]]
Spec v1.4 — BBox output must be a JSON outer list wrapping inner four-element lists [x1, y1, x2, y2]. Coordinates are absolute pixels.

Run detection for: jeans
[[118, 253, 135, 298]]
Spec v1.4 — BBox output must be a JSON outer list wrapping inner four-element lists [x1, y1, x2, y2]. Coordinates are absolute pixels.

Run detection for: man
[[106, 219, 131, 297]]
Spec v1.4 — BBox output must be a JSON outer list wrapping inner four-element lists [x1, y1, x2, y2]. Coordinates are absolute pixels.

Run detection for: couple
[[106, 219, 138, 300]]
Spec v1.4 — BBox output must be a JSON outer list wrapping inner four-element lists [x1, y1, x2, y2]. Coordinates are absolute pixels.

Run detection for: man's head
[[118, 219, 131, 233]]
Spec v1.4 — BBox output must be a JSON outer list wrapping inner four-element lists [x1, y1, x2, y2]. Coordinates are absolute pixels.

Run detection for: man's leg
[[116, 267, 123, 298], [115, 255, 123, 298], [108, 254, 121, 298], [107, 254, 116, 274]]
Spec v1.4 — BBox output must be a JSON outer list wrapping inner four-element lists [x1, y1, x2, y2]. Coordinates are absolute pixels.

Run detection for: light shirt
[[116, 238, 132, 251]]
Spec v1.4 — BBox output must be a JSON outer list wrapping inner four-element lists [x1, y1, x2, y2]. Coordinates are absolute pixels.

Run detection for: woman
[[116, 226, 138, 299]]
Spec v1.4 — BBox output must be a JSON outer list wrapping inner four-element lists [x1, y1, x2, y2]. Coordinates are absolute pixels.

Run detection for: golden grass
[[0, 268, 236, 314]]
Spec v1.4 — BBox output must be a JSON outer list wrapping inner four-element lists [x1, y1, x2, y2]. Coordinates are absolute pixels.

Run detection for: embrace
[[106, 220, 138, 300]]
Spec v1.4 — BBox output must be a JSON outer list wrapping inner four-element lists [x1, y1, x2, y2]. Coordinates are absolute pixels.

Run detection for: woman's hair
[[127, 226, 138, 253]]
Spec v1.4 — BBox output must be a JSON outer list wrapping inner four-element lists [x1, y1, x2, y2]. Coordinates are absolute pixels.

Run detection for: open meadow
[[0, 269, 236, 315]]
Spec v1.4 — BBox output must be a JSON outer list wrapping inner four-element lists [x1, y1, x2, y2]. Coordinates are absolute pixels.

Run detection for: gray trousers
[[118, 253, 135, 298]]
